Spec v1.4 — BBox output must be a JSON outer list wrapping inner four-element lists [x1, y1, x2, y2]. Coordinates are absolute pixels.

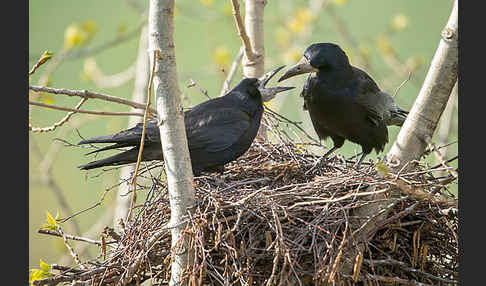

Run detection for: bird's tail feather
[[78, 134, 126, 145], [78, 148, 140, 170], [83, 143, 135, 156]]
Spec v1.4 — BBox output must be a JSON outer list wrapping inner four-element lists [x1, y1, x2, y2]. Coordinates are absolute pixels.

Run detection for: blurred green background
[[29, 0, 457, 271]]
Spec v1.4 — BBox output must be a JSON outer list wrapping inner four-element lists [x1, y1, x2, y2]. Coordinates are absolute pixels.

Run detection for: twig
[[328, 221, 348, 282], [128, 50, 158, 220], [393, 71, 412, 98], [264, 106, 320, 145], [57, 226, 86, 269], [219, 46, 244, 97], [188, 78, 211, 99], [29, 51, 54, 76], [394, 178, 457, 207], [363, 273, 435, 286], [29, 100, 145, 118], [230, 0, 256, 60], [29, 98, 87, 133], [366, 201, 420, 238], [424, 135, 458, 179], [38, 229, 108, 246], [29, 85, 157, 114], [288, 188, 390, 209], [364, 258, 458, 284]]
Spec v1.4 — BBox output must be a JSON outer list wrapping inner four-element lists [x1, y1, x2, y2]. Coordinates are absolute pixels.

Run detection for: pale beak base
[[278, 57, 318, 82]]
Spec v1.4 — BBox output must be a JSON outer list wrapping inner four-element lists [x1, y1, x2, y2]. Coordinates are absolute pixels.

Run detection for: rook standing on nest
[[78, 66, 294, 176], [278, 43, 408, 169]]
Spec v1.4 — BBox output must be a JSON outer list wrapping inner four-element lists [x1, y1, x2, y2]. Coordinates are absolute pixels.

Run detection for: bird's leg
[[306, 146, 339, 174], [347, 152, 363, 161], [354, 152, 369, 169]]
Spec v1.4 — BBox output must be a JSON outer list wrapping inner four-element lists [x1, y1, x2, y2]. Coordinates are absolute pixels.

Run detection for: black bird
[[278, 43, 408, 169], [77, 66, 294, 176]]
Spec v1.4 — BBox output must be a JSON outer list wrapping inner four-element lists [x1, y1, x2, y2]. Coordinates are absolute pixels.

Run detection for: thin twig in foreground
[[128, 49, 158, 220]]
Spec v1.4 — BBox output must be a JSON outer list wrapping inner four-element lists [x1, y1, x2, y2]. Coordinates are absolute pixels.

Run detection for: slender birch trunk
[[242, 0, 265, 78], [386, 0, 458, 171], [340, 0, 458, 277], [148, 1, 195, 285], [242, 0, 267, 139], [113, 24, 150, 232], [436, 81, 457, 162]]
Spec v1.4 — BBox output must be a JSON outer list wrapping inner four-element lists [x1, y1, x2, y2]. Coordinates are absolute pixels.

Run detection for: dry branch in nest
[[35, 111, 458, 286]]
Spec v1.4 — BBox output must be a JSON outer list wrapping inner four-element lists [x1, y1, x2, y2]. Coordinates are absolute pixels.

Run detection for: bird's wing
[[185, 107, 251, 153], [352, 67, 394, 127], [301, 73, 318, 110]]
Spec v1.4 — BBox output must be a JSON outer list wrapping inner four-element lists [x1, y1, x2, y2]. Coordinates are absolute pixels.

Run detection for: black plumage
[[77, 66, 293, 176], [278, 43, 408, 168]]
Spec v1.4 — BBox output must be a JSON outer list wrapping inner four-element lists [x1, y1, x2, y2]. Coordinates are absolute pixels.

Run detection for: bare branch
[[29, 98, 87, 133], [29, 51, 54, 76], [188, 79, 211, 99], [29, 100, 145, 118], [230, 0, 256, 61], [219, 46, 244, 97], [29, 85, 157, 114], [424, 135, 458, 179], [38, 229, 106, 246]]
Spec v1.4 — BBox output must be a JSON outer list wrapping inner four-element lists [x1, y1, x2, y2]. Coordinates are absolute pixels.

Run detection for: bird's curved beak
[[258, 65, 295, 102], [278, 56, 318, 82]]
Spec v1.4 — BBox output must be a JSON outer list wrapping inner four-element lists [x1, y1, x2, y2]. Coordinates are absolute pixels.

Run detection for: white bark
[[242, 0, 265, 78], [436, 81, 457, 159], [113, 25, 150, 232], [242, 0, 267, 139], [148, 1, 195, 285], [386, 0, 458, 171]]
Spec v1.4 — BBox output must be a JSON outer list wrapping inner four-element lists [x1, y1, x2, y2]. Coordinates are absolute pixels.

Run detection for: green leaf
[[375, 160, 390, 176], [38, 50, 54, 66], [41, 210, 59, 230], [46, 210, 56, 225], [29, 259, 53, 285], [39, 259, 51, 272]]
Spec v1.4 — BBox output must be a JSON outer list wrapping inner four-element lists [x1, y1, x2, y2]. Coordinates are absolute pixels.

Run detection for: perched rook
[[278, 43, 408, 169], [78, 66, 294, 176]]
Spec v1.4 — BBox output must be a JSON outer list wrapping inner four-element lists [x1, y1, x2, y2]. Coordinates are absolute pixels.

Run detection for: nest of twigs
[[39, 110, 458, 286]]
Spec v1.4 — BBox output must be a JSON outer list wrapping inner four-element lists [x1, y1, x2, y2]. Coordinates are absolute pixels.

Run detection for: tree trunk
[[241, 0, 265, 78], [242, 0, 268, 139], [148, 1, 195, 285], [436, 80, 457, 160], [113, 24, 150, 232], [340, 0, 458, 278], [386, 0, 458, 172]]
